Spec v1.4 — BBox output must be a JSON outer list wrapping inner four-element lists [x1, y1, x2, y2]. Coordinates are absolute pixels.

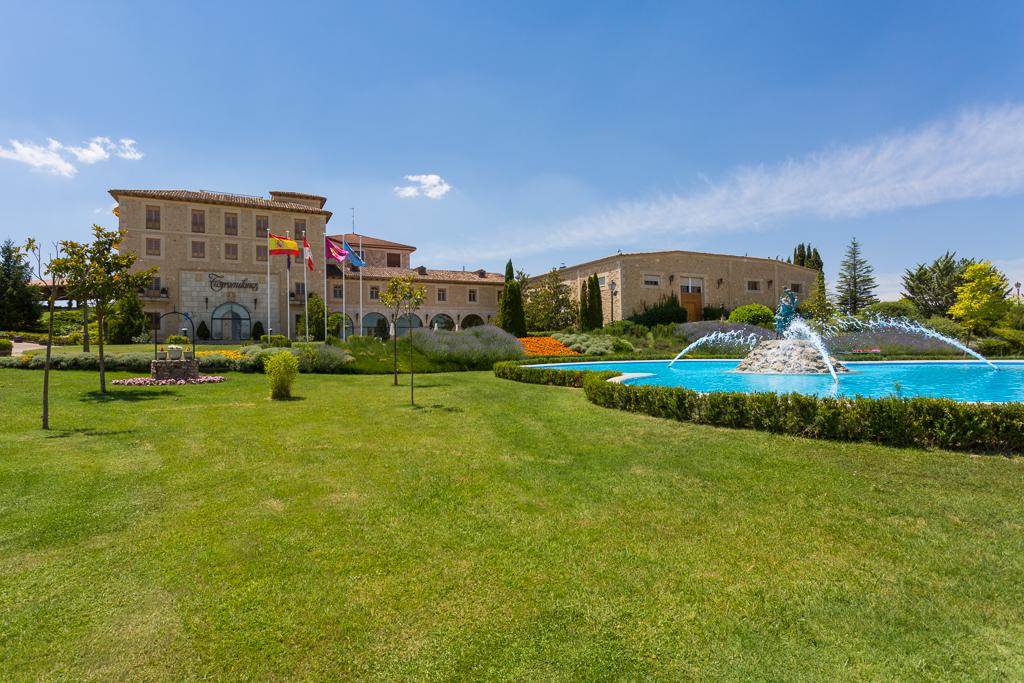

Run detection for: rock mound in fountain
[[735, 339, 848, 374]]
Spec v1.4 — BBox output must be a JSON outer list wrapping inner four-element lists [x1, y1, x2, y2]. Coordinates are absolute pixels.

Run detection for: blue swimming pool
[[533, 360, 1024, 402]]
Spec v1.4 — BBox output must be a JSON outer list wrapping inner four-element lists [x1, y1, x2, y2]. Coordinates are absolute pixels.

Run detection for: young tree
[[380, 275, 426, 400], [901, 251, 973, 318], [57, 225, 157, 394], [578, 281, 591, 331], [24, 239, 67, 430], [107, 292, 149, 343], [0, 238, 42, 331], [524, 268, 575, 331], [806, 269, 833, 321], [835, 237, 878, 315], [297, 293, 327, 341], [588, 274, 604, 329], [948, 261, 1011, 346], [497, 278, 527, 337]]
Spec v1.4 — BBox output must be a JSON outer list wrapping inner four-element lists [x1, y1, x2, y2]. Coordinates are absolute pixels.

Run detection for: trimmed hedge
[[493, 361, 1024, 454]]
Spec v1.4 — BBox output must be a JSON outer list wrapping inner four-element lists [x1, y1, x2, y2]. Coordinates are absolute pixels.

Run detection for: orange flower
[[518, 337, 579, 356]]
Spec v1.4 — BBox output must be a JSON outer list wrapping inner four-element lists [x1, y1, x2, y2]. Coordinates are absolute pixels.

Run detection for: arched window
[[461, 314, 484, 329], [362, 312, 387, 337], [396, 313, 422, 337], [210, 302, 251, 340], [430, 313, 455, 331]]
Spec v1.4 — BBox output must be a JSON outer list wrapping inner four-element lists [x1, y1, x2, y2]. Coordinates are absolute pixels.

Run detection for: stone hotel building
[[545, 250, 819, 324], [111, 189, 505, 341]]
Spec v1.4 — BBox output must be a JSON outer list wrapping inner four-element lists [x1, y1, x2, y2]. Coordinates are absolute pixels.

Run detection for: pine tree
[[835, 237, 878, 315], [808, 247, 823, 271], [794, 243, 807, 267], [0, 239, 41, 331], [579, 281, 591, 331]]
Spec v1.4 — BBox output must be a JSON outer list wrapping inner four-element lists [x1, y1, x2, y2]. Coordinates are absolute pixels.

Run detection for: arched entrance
[[462, 314, 484, 328], [362, 312, 387, 337], [430, 313, 455, 331], [396, 313, 422, 337], [211, 302, 251, 340]]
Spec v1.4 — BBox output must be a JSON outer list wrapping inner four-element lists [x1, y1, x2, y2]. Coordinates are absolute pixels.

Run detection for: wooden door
[[679, 292, 703, 322]]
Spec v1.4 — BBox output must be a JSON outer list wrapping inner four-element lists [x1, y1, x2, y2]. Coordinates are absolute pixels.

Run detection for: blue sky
[[2, 1, 1023, 297]]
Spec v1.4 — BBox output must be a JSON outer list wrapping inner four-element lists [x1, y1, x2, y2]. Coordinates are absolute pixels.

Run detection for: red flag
[[302, 237, 314, 271]]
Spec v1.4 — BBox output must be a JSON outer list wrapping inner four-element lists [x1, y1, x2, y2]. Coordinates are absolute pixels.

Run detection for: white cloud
[[0, 135, 144, 177], [393, 173, 452, 199], [0, 139, 77, 176], [433, 104, 1024, 262]]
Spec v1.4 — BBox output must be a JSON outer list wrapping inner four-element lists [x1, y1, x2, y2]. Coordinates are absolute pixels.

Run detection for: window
[[468, 288, 477, 303], [643, 274, 661, 287], [790, 283, 802, 294], [256, 215, 269, 237], [598, 276, 606, 287], [294, 219, 306, 239], [224, 243, 239, 260], [145, 237, 161, 256], [437, 287, 447, 302], [746, 280, 761, 292], [680, 277, 703, 293], [191, 209, 205, 233], [369, 286, 380, 301], [146, 276, 161, 293], [386, 252, 401, 267], [224, 212, 238, 235], [332, 284, 344, 299], [256, 245, 268, 262], [191, 240, 206, 259], [145, 205, 160, 230], [295, 282, 305, 296]]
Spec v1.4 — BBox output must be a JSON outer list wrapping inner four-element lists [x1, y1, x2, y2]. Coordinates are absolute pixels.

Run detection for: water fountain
[[667, 330, 763, 367], [826, 315, 998, 370]]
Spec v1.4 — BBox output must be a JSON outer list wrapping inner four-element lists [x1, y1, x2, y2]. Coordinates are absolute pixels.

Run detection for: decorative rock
[[150, 359, 200, 380], [735, 339, 848, 375]]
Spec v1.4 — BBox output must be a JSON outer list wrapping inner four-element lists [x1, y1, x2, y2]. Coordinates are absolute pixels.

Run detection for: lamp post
[[608, 281, 618, 323]]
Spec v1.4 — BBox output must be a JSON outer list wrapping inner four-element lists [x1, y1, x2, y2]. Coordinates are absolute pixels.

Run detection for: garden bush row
[[493, 361, 1024, 454]]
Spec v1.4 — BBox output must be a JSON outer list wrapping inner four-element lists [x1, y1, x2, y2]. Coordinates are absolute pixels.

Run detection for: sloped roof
[[327, 233, 416, 251], [109, 189, 333, 220], [328, 263, 503, 284]]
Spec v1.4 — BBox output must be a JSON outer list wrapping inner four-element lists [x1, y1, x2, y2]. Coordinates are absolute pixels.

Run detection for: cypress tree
[[836, 237, 878, 315], [498, 279, 526, 337], [808, 247, 823, 271], [504, 259, 514, 282], [588, 274, 604, 329], [579, 281, 591, 330], [795, 243, 807, 267]]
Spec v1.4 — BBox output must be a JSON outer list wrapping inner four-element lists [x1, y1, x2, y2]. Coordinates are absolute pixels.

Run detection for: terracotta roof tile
[[327, 233, 416, 250], [331, 263, 504, 284], [109, 189, 333, 220]]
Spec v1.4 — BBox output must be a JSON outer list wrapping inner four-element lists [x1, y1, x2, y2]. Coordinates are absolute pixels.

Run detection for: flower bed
[[518, 336, 579, 356], [111, 375, 226, 386], [196, 350, 245, 360]]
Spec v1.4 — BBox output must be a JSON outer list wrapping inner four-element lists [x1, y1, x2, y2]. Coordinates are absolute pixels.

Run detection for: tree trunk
[[410, 336, 415, 405], [392, 318, 398, 386], [82, 302, 90, 352], [97, 308, 106, 394], [42, 296, 55, 429]]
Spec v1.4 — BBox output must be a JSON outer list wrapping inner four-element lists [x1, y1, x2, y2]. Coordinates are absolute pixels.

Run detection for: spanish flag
[[268, 232, 299, 256]]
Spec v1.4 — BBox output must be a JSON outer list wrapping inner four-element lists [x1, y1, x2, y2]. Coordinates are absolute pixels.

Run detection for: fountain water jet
[[667, 330, 762, 367], [829, 315, 998, 370]]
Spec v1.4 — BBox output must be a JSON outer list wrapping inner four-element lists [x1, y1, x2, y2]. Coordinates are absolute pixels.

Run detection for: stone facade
[[112, 189, 504, 340], [150, 359, 199, 380], [540, 250, 820, 325]]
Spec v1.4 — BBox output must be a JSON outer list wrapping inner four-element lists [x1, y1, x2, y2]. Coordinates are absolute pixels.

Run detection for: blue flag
[[343, 241, 367, 267]]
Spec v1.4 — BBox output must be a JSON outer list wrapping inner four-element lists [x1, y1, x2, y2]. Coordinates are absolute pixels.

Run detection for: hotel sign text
[[208, 273, 259, 293]]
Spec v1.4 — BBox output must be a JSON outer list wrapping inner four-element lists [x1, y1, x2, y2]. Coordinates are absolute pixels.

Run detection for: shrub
[[628, 295, 688, 327], [197, 320, 211, 340], [922, 316, 966, 341], [251, 321, 265, 340], [703, 305, 728, 321], [410, 325, 524, 368], [975, 338, 1012, 357], [677, 321, 773, 343], [264, 351, 299, 399], [493, 361, 618, 387], [373, 317, 390, 341], [1003, 304, 1024, 331], [0, 338, 12, 352], [728, 304, 774, 328], [601, 320, 648, 337], [611, 338, 634, 353], [861, 299, 920, 320], [260, 334, 292, 348], [552, 332, 615, 356], [166, 334, 189, 345]]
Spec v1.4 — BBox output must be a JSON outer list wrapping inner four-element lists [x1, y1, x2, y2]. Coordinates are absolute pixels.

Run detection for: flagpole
[[354, 208, 362, 336], [266, 234, 271, 341], [322, 235, 328, 340], [286, 230, 291, 340], [303, 241, 309, 342], [342, 266, 347, 340]]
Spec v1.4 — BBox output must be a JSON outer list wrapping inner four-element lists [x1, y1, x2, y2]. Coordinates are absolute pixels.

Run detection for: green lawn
[[25, 342, 245, 355], [1, 369, 1023, 680]]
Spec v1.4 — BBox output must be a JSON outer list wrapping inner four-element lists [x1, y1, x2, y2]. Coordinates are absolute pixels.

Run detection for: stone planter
[[150, 359, 199, 380], [157, 351, 168, 360], [168, 345, 183, 360]]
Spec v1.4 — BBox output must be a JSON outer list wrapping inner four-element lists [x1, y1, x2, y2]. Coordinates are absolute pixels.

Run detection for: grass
[[1, 369, 1023, 680], [24, 342, 245, 355]]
